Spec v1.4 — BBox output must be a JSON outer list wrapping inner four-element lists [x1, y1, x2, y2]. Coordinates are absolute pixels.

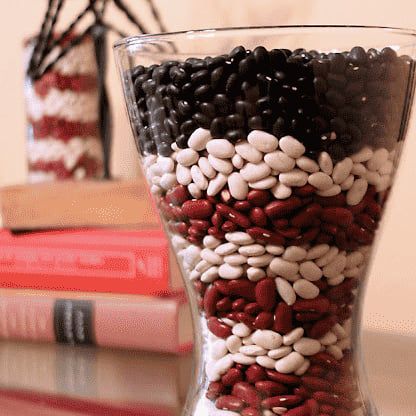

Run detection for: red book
[[0, 289, 192, 353], [0, 229, 182, 295]]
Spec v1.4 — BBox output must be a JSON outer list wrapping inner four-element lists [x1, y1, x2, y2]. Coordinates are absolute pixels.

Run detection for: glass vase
[[115, 26, 416, 416]]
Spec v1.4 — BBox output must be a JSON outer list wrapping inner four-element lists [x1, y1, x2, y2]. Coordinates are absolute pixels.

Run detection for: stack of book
[[0, 180, 193, 354]]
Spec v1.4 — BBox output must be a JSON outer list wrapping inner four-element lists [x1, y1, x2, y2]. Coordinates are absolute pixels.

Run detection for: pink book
[[0, 290, 192, 354]]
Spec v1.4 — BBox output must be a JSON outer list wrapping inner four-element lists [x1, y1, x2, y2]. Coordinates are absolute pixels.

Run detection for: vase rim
[[114, 24, 416, 49]]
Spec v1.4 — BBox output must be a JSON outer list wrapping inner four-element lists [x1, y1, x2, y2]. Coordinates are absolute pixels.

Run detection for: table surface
[[0, 330, 414, 415]]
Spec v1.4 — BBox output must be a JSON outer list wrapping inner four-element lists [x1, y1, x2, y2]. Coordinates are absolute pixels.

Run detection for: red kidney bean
[[278, 227, 301, 239], [293, 184, 316, 197], [319, 404, 335, 414], [204, 285, 220, 317], [234, 200, 252, 212], [241, 407, 261, 416], [355, 212, 377, 231], [348, 195, 368, 215], [255, 381, 288, 397], [197, 297, 204, 310], [208, 226, 225, 239], [264, 197, 302, 219], [248, 227, 286, 245], [301, 376, 332, 392], [250, 207, 268, 227], [293, 386, 309, 398], [253, 311, 274, 329], [165, 185, 190, 206], [308, 315, 338, 339], [319, 414, 332, 416], [247, 190, 270, 207], [206, 381, 225, 400], [173, 221, 188, 235], [189, 219, 211, 231], [321, 223, 338, 236], [273, 218, 289, 230], [265, 370, 301, 386], [222, 368, 244, 386], [232, 382, 261, 408], [261, 394, 303, 409], [255, 279, 277, 311], [232, 298, 248, 311], [316, 233, 333, 244], [244, 302, 262, 315], [182, 199, 214, 219], [312, 391, 343, 407], [216, 297, 232, 312], [227, 280, 256, 301], [160, 200, 175, 220], [325, 371, 337, 383], [337, 306, 352, 321], [347, 223, 373, 244], [284, 405, 313, 416], [188, 226, 205, 237], [217, 203, 252, 228], [307, 365, 326, 377], [326, 279, 358, 301], [306, 398, 319, 416], [313, 280, 328, 291], [222, 221, 239, 232], [310, 353, 341, 370], [321, 207, 353, 227], [214, 280, 230, 295], [334, 231, 348, 250], [215, 395, 245, 411], [314, 193, 346, 207], [211, 212, 223, 227], [207, 195, 219, 204], [295, 227, 320, 245], [171, 206, 186, 221], [236, 312, 255, 327], [273, 303, 294, 334], [365, 199, 381, 219], [207, 317, 232, 338], [193, 280, 207, 296], [188, 235, 202, 244], [295, 312, 322, 322], [343, 399, 362, 411], [226, 312, 239, 321], [245, 364, 267, 383], [291, 203, 322, 227]]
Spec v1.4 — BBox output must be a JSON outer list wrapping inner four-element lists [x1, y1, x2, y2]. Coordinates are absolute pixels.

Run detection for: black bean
[[238, 56, 256, 77], [329, 53, 346, 73], [269, 49, 288, 68], [226, 114, 244, 129], [191, 69, 209, 85], [225, 73, 241, 97], [166, 83, 180, 97], [325, 89, 346, 108], [253, 46, 269, 70], [313, 77, 327, 95], [330, 117, 347, 133], [193, 112, 211, 129], [180, 120, 198, 135], [348, 46, 367, 65], [210, 117, 227, 137], [228, 46, 247, 62], [176, 134, 188, 149], [327, 73, 347, 89], [256, 96, 271, 112], [207, 55, 226, 70], [241, 82, 260, 101], [248, 116, 263, 130], [213, 94, 231, 115], [194, 84, 213, 101], [132, 65, 145, 80], [200, 102, 216, 118], [272, 117, 286, 137], [380, 47, 397, 62], [211, 66, 225, 89], [235, 100, 256, 117], [226, 129, 245, 142], [177, 100, 192, 116], [169, 67, 188, 86]]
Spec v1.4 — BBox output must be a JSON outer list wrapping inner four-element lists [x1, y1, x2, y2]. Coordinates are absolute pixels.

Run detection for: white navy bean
[[279, 135, 305, 158], [270, 258, 299, 279], [340, 174, 354, 191], [239, 345, 268, 356], [215, 242, 239, 256], [275, 352, 305, 374], [318, 152, 333, 175], [293, 279, 320, 299], [188, 183, 202, 198], [157, 156, 174, 173], [187, 128, 211, 151], [195, 260, 211, 273], [351, 146, 373, 163], [379, 160, 393, 175], [218, 263, 244, 279], [323, 254, 347, 279], [316, 247, 339, 267], [319, 332, 338, 346], [283, 328, 305, 346], [271, 407, 287, 416], [159, 173, 177, 190], [347, 178, 368, 205], [242, 334, 254, 345], [240, 162, 271, 182], [271, 182, 292, 199], [351, 163, 367, 176], [239, 244, 266, 257], [275, 278, 296, 305], [207, 173, 228, 196], [332, 323, 347, 339], [226, 335, 242, 353], [176, 148, 199, 166], [201, 248, 223, 265], [332, 157, 353, 184], [299, 261, 323, 281], [327, 274, 345, 286], [222, 318, 237, 327], [346, 251, 364, 268], [232, 353, 256, 365], [296, 156, 319, 173], [235, 141, 263, 163], [232, 323, 252, 338], [248, 130, 279, 153], [294, 338, 321, 356], [367, 148, 389, 171], [306, 244, 330, 260], [201, 266, 219, 283], [211, 339, 228, 359], [316, 184, 341, 197], [206, 139, 235, 158], [294, 359, 310, 376], [191, 166, 208, 190], [208, 154, 233, 174], [189, 270, 201, 281], [231, 153, 244, 169], [247, 267, 266, 282], [206, 362, 220, 382], [224, 254, 247, 266], [249, 176, 278, 190], [268, 346, 292, 359], [176, 164, 192, 185], [203, 235, 221, 249], [247, 254, 274, 267], [264, 151, 296, 172], [226, 232, 255, 245], [266, 245, 285, 255], [376, 175, 390, 192], [256, 356, 277, 369], [198, 157, 216, 179], [327, 345, 344, 360], [252, 330, 283, 350], [365, 170, 381, 185], [279, 169, 308, 187], [214, 354, 234, 375], [308, 172, 333, 190], [228, 172, 249, 200], [283, 246, 307, 262]]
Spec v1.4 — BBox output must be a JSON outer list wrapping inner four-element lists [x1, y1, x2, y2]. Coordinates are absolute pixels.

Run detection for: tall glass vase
[[115, 26, 416, 416]]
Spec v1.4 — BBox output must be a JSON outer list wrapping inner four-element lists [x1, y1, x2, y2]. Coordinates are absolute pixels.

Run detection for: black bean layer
[[128, 46, 415, 160]]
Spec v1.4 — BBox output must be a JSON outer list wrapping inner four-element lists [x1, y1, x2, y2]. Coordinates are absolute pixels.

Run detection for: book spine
[[0, 230, 172, 295], [0, 296, 190, 353]]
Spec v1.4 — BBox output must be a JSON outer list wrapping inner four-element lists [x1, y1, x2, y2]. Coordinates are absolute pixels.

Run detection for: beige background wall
[[0, 0, 415, 336]]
